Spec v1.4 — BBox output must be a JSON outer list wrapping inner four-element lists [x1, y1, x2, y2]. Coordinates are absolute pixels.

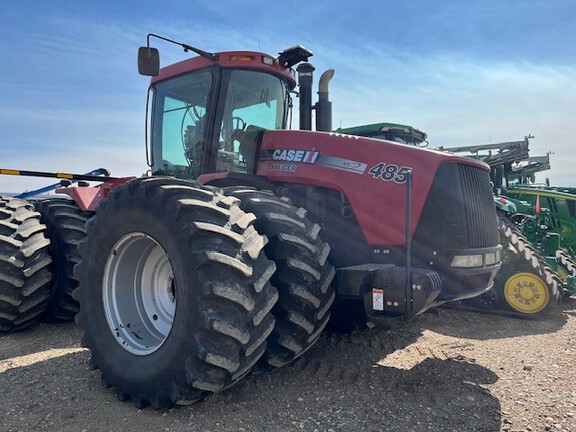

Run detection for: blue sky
[[1, 0, 575, 192]]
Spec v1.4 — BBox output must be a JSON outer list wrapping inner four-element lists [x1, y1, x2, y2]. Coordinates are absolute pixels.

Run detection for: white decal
[[315, 155, 367, 174], [372, 289, 384, 311], [328, 133, 360, 140], [369, 163, 412, 184], [272, 147, 319, 163]]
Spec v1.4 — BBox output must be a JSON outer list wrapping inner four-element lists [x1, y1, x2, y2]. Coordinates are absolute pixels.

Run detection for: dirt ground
[[1, 296, 575, 432]]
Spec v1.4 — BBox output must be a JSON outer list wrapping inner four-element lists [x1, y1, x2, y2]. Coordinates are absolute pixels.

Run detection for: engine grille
[[413, 162, 499, 252], [458, 164, 500, 247]]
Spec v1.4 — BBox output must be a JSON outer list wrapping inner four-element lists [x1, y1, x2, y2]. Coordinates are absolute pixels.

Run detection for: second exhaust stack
[[316, 69, 334, 132]]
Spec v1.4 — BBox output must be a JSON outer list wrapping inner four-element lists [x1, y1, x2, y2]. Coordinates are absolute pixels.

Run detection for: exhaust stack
[[296, 63, 315, 130], [316, 69, 334, 132]]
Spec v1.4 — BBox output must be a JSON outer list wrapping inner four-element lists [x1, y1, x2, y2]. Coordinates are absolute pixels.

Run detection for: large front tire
[[224, 188, 336, 367], [75, 178, 278, 409], [0, 197, 52, 331]]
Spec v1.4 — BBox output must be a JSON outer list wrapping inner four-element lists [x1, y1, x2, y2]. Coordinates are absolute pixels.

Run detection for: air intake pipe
[[315, 69, 334, 132], [296, 63, 315, 130]]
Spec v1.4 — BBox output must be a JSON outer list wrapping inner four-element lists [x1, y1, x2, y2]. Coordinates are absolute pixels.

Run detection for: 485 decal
[[368, 163, 412, 184]]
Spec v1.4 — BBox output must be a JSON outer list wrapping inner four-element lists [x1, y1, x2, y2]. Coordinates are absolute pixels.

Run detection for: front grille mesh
[[413, 162, 499, 254], [458, 164, 499, 247]]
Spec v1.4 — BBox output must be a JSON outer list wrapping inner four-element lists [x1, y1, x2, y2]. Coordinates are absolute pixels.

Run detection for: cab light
[[229, 55, 255, 62], [261, 56, 275, 65]]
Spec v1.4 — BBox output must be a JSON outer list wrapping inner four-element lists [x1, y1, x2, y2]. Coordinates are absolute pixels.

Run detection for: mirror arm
[[147, 33, 219, 61]]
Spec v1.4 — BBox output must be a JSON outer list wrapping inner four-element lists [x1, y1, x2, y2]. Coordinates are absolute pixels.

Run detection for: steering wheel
[[232, 116, 246, 131]]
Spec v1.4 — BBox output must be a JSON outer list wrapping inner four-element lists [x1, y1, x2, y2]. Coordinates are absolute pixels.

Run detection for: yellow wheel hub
[[504, 272, 549, 314]]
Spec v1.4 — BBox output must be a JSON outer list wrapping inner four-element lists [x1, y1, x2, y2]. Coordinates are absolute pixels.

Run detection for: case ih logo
[[272, 148, 319, 164]]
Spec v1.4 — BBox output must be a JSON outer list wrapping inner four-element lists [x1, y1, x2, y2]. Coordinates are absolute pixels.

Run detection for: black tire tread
[[32, 198, 91, 321], [555, 249, 576, 293], [0, 196, 52, 331], [74, 177, 278, 409], [223, 187, 336, 368]]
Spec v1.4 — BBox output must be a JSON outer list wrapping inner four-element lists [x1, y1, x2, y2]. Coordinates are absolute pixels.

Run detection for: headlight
[[450, 254, 483, 268], [484, 252, 497, 265]]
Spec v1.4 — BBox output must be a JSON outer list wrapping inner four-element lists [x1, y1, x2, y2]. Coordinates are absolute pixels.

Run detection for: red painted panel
[[257, 130, 489, 246], [57, 178, 134, 211]]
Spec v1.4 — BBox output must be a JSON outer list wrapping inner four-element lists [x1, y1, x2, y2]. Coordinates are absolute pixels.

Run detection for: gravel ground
[[1, 296, 575, 432]]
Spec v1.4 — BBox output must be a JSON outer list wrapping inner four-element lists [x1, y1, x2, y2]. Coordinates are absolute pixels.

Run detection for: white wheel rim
[[103, 233, 176, 355]]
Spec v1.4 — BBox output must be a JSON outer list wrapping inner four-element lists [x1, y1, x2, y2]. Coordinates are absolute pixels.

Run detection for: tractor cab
[[139, 37, 311, 181]]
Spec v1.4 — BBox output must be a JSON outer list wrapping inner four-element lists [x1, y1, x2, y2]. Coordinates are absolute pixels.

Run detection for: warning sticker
[[372, 288, 384, 311]]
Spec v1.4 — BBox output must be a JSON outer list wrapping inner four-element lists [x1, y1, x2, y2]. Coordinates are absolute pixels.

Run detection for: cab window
[[151, 69, 212, 179], [217, 70, 289, 173]]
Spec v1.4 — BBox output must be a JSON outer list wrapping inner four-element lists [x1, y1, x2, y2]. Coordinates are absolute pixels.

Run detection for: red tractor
[[0, 34, 501, 409]]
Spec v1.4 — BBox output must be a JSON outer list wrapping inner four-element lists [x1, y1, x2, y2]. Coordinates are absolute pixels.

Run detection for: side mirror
[[138, 47, 160, 76]]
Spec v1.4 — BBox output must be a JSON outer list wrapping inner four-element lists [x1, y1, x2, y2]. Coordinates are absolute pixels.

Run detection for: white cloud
[[322, 47, 576, 186]]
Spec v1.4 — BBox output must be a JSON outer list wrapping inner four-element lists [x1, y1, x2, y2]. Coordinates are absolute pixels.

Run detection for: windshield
[[150, 68, 289, 179], [216, 69, 289, 174]]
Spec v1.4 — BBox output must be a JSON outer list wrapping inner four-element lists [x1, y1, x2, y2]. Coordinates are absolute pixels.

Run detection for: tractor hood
[[257, 130, 492, 246]]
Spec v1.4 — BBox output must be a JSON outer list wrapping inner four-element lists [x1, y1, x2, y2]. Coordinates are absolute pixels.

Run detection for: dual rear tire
[[3, 179, 335, 408], [223, 188, 336, 367], [74, 178, 335, 409], [0, 197, 52, 331], [32, 198, 90, 322]]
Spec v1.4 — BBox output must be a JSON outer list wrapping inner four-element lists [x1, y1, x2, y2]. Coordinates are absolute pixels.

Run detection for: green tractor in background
[[450, 140, 576, 294], [499, 155, 576, 290], [336, 124, 568, 316]]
